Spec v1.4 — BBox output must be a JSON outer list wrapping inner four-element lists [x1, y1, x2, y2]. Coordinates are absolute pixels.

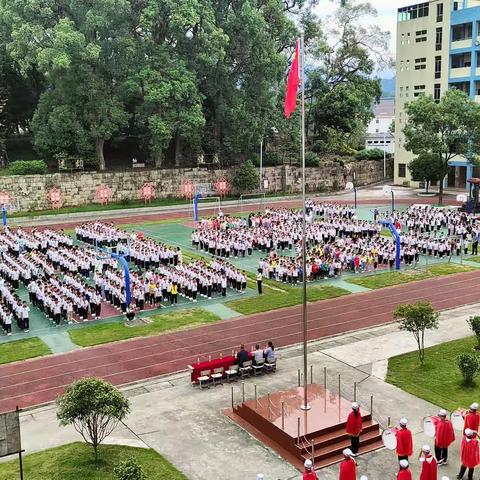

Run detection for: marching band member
[[457, 429, 480, 480], [303, 459, 318, 480], [464, 404, 480, 436], [339, 448, 356, 480], [397, 459, 412, 480], [396, 418, 413, 461], [346, 402, 363, 454], [419, 444, 437, 480], [434, 409, 455, 465]]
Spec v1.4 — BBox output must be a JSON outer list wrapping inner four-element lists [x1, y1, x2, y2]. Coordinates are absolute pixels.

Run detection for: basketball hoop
[[457, 194, 468, 203]]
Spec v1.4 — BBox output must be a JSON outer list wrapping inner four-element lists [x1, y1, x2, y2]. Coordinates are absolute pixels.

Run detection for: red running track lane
[[0, 270, 479, 412]]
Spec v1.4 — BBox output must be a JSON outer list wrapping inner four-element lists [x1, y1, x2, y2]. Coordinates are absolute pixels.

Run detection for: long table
[[188, 353, 253, 383]]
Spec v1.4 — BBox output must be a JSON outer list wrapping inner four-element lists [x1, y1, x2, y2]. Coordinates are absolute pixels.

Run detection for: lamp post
[[383, 185, 395, 213], [383, 133, 387, 178], [345, 171, 357, 209], [259, 127, 278, 191]]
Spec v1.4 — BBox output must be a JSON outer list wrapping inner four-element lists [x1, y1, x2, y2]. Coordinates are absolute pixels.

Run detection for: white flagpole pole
[[300, 33, 310, 411]]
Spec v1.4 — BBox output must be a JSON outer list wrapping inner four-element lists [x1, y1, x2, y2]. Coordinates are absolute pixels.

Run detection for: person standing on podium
[[346, 402, 363, 454]]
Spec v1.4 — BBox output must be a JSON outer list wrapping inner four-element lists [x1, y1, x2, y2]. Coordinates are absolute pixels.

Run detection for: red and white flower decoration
[[214, 177, 231, 197], [0, 192, 12, 207], [181, 180, 196, 199], [139, 182, 156, 203], [95, 184, 113, 205], [47, 186, 64, 209]]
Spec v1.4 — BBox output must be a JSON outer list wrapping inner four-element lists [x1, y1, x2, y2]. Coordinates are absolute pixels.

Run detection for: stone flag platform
[[225, 384, 383, 470]]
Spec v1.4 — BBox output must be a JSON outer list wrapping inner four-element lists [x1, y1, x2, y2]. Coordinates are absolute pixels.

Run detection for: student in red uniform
[[434, 409, 455, 465], [346, 402, 363, 454], [457, 428, 480, 480], [419, 444, 437, 480], [464, 404, 480, 437], [397, 418, 414, 461], [303, 459, 318, 480], [339, 448, 356, 480], [398, 459, 413, 480]]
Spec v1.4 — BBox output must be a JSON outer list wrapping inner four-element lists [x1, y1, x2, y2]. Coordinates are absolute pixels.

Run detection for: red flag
[[284, 40, 300, 118]]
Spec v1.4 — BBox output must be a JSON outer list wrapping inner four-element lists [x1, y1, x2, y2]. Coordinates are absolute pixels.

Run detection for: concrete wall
[[1, 159, 392, 211]]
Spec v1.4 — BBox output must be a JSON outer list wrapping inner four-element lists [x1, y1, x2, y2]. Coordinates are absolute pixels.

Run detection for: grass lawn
[[225, 284, 349, 315], [68, 308, 220, 347], [387, 336, 480, 411], [346, 263, 476, 290], [0, 442, 186, 480], [0, 337, 52, 364]]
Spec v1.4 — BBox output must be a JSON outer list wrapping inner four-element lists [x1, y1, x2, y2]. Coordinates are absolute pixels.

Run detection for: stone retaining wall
[[2, 159, 392, 211]]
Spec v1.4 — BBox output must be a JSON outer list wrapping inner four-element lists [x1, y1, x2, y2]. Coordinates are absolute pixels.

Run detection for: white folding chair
[[264, 358, 277, 373], [253, 360, 265, 376], [210, 367, 224, 386], [197, 369, 212, 389], [239, 360, 253, 378], [225, 364, 239, 382]]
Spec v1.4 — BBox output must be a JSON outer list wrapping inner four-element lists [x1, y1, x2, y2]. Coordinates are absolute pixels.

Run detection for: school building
[[395, 0, 480, 190]]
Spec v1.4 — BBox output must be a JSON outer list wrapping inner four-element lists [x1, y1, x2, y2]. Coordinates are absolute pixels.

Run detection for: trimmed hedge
[[7, 160, 48, 175], [354, 148, 385, 161]]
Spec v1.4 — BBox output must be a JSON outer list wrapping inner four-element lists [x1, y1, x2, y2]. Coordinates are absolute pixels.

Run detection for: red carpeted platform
[[226, 384, 382, 470]]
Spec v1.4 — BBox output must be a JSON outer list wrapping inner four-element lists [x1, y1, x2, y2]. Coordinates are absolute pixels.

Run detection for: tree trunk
[[154, 150, 163, 168], [425, 180, 429, 194], [174, 133, 181, 168], [93, 442, 98, 462], [96, 138, 106, 171], [438, 177, 444, 206]]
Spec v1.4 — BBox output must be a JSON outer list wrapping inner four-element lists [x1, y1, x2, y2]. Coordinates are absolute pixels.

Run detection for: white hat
[[352, 402, 359, 410], [360, 476, 368, 480], [304, 459, 313, 468], [465, 428, 474, 436], [441, 477, 450, 480], [343, 448, 354, 457], [399, 417, 408, 426], [439, 409, 447, 417], [399, 459, 409, 468], [471, 402, 479, 410], [422, 445, 430, 452], [256, 475, 264, 480]]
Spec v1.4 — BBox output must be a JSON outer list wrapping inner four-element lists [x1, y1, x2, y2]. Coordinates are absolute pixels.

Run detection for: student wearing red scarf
[[397, 459, 413, 480], [419, 445, 437, 480], [346, 402, 363, 454], [303, 459, 318, 480], [396, 418, 413, 461], [339, 449, 356, 480], [464, 403, 480, 437], [434, 409, 455, 465], [457, 428, 480, 480]]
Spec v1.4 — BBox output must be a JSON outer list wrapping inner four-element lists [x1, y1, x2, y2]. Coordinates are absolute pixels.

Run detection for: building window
[[451, 52, 472, 69], [414, 85, 426, 90], [437, 3, 443, 22], [415, 29, 427, 43], [435, 56, 442, 79], [398, 164, 406, 178], [398, 2, 430, 22], [436, 27, 442, 51], [434, 84, 441, 102], [452, 23, 473, 42], [416, 37, 427, 43]]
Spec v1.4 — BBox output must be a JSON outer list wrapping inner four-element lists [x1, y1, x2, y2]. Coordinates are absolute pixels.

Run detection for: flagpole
[[300, 33, 310, 412]]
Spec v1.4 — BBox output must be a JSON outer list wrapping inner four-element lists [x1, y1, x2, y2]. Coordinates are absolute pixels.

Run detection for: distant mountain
[[381, 77, 396, 98]]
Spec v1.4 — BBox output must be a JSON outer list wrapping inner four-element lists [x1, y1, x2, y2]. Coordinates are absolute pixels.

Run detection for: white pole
[[383, 133, 386, 178], [300, 34, 310, 412], [260, 139, 263, 191]]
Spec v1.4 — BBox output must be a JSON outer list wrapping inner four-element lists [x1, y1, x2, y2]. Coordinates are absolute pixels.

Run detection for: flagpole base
[[300, 404, 311, 411]]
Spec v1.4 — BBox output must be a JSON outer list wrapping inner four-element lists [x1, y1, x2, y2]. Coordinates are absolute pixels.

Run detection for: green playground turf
[[0, 442, 187, 480], [0, 337, 52, 364]]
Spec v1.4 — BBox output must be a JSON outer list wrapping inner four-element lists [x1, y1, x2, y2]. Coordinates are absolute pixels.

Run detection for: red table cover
[[188, 353, 253, 383]]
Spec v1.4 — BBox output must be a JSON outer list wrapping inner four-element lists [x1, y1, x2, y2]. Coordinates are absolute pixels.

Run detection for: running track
[[0, 270, 479, 413]]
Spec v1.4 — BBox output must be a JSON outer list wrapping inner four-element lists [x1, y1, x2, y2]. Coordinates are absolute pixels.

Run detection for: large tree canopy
[[0, 0, 388, 169]]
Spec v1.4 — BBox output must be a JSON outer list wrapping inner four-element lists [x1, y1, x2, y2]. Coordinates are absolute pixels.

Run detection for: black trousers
[[257, 280, 262, 295], [458, 465, 474, 480], [350, 436, 359, 454], [434, 446, 448, 462]]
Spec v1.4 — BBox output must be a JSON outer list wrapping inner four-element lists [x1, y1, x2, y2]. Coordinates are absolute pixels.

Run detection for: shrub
[[114, 458, 147, 480], [467, 316, 480, 350], [7, 160, 48, 175], [354, 148, 384, 161], [231, 160, 257, 193], [457, 352, 480, 386], [305, 152, 320, 167]]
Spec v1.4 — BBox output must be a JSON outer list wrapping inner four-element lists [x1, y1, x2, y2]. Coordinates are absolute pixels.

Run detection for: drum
[[451, 411, 464, 431], [382, 429, 397, 450], [423, 417, 435, 438]]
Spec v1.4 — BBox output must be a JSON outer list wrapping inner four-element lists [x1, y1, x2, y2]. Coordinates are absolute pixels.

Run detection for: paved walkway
[[12, 301, 479, 479], [1, 270, 480, 413]]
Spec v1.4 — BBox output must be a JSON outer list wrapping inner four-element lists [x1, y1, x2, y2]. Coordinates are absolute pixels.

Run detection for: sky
[[314, 0, 417, 77]]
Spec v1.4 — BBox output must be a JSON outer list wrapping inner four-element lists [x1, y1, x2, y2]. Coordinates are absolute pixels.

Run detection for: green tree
[[403, 89, 480, 204], [57, 377, 130, 461], [457, 352, 480, 386], [114, 458, 147, 480], [467, 316, 480, 350], [393, 301, 439, 365], [232, 160, 258, 193], [408, 154, 443, 194]]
